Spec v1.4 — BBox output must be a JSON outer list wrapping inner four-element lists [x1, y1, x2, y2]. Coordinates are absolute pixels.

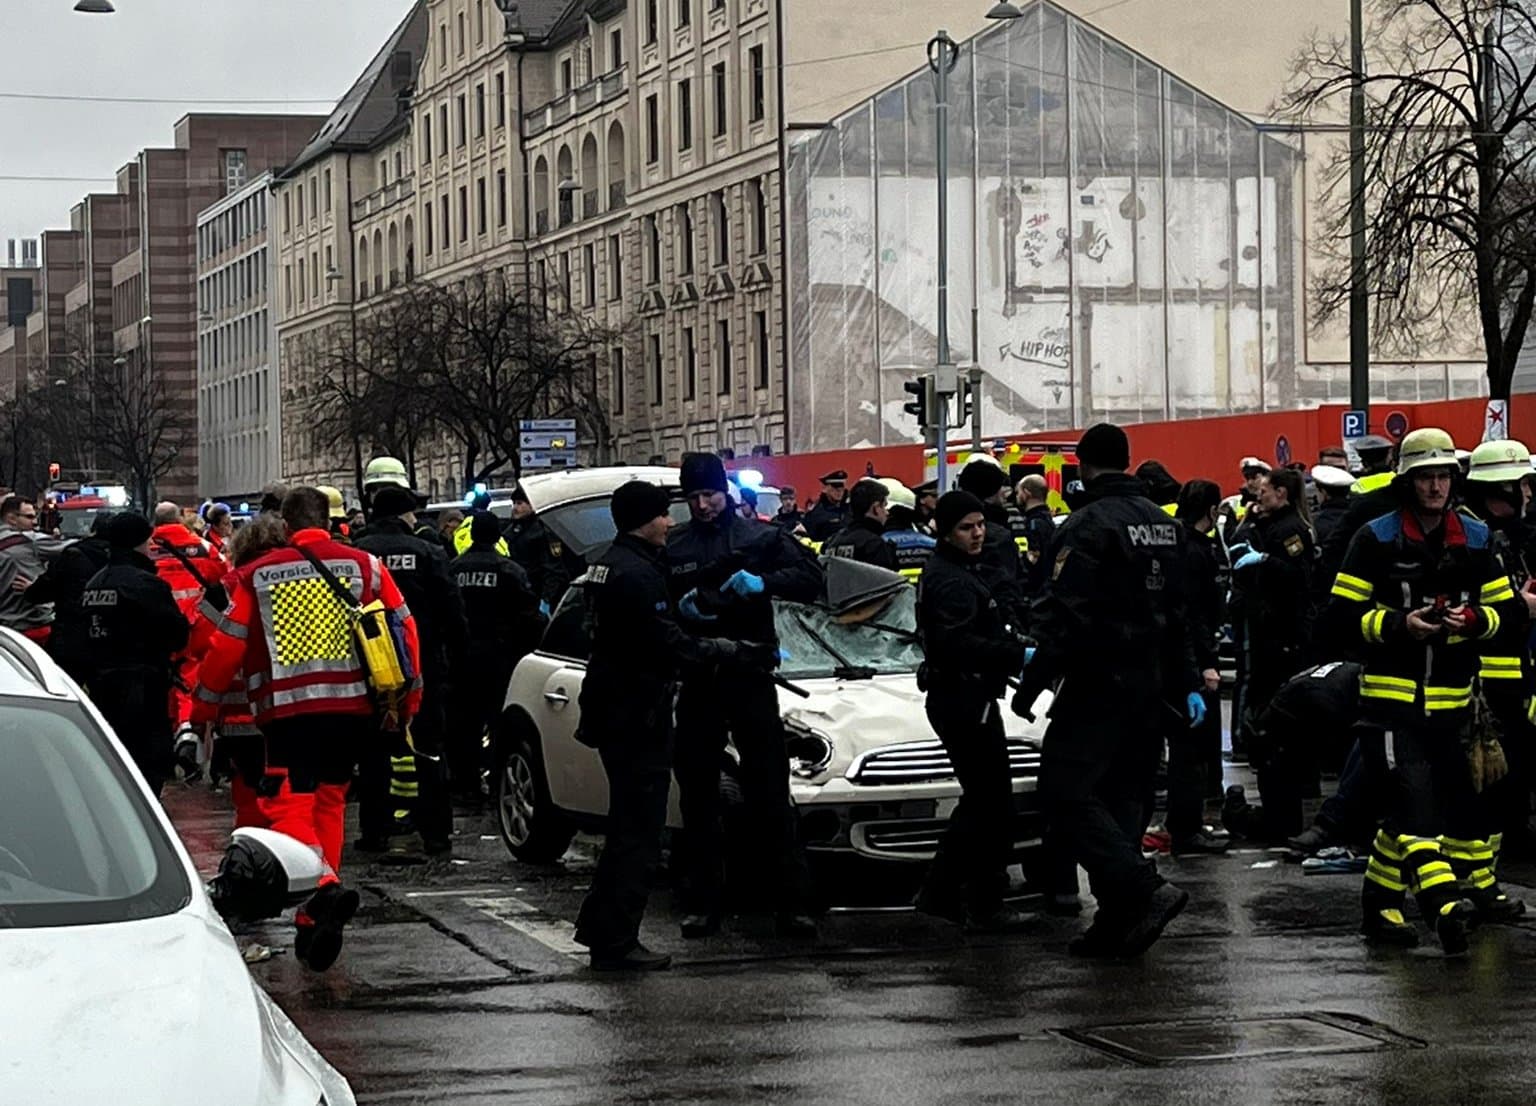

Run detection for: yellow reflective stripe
[[1372, 831, 1407, 861], [1440, 838, 1492, 861], [1425, 685, 1472, 711], [1365, 859, 1407, 891], [1482, 578, 1516, 604], [1332, 573, 1374, 601], [1400, 837, 1441, 855], [899, 567, 922, 582], [1469, 870, 1498, 889], [1479, 607, 1502, 640], [389, 782, 420, 797], [1480, 656, 1523, 680], [1361, 674, 1416, 703], [1416, 868, 1459, 892]]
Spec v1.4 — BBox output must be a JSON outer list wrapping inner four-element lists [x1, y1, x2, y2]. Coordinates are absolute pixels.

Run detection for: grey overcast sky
[[0, 0, 418, 251]]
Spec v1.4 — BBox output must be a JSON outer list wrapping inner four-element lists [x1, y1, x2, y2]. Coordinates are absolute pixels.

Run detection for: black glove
[[729, 641, 781, 672]]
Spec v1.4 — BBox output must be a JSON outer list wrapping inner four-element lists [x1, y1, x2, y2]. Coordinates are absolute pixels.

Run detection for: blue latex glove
[[1186, 691, 1207, 728], [1233, 550, 1267, 570], [723, 569, 766, 597], [1227, 542, 1252, 561], [1021, 646, 1037, 676], [679, 589, 717, 622], [538, 599, 551, 619]]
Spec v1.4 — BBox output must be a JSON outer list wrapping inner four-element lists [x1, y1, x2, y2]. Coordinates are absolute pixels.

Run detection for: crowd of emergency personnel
[[12, 415, 1536, 972]]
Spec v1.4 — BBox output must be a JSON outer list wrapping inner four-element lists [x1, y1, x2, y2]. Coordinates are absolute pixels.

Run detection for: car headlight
[[785, 723, 834, 778]]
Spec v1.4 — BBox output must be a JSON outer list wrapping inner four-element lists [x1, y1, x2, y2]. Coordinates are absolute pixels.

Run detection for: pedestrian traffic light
[[903, 374, 935, 429], [47, 462, 59, 482]]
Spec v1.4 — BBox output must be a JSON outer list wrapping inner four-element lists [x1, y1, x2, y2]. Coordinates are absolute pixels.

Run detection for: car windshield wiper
[[791, 611, 875, 680]]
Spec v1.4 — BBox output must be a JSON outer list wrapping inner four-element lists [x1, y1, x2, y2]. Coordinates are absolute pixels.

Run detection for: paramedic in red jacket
[[149, 500, 225, 753], [199, 487, 421, 972]]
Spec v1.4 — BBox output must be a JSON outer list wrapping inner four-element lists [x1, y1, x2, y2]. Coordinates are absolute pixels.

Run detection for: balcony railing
[[536, 211, 550, 235], [609, 181, 626, 209], [582, 189, 599, 219], [523, 64, 629, 138], [352, 177, 415, 219]]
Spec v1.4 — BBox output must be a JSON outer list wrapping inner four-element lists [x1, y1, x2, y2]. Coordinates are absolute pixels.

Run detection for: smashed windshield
[[773, 588, 923, 681]]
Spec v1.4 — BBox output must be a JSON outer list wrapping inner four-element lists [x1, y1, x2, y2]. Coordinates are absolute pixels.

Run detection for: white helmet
[[363, 456, 410, 490]]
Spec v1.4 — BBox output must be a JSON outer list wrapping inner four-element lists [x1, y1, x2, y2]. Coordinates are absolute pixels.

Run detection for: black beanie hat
[[371, 485, 418, 518], [105, 511, 153, 550], [611, 480, 672, 533], [957, 458, 1007, 499], [470, 511, 502, 546], [679, 452, 729, 495], [1077, 422, 1131, 471], [934, 490, 985, 539]]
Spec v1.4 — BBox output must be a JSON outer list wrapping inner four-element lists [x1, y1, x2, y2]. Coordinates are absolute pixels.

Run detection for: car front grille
[[846, 739, 1042, 786]]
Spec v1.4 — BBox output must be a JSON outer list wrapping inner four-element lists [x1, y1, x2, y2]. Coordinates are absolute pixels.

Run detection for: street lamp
[[985, 1, 1025, 18], [1348, 0, 1369, 418], [73, 0, 115, 11]]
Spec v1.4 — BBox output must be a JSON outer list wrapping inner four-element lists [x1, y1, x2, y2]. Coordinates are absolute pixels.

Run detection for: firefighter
[[79, 512, 189, 796], [575, 481, 779, 970], [803, 470, 850, 542], [27, 510, 113, 683], [956, 456, 1028, 631], [315, 486, 352, 544], [913, 490, 1035, 932], [1318, 434, 1396, 572], [452, 491, 511, 556], [356, 484, 469, 855], [823, 479, 900, 571], [1013, 423, 1197, 958], [1461, 439, 1536, 870], [450, 512, 543, 799], [1016, 475, 1056, 598], [148, 500, 224, 778], [199, 486, 422, 972], [1328, 427, 1519, 954], [504, 484, 576, 617], [361, 455, 411, 519], [667, 452, 822, 939], [879, 479, 936, 582]]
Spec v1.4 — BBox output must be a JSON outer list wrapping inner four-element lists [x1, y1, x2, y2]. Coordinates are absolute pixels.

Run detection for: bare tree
[[82, 353, 191, 508], [1283, 0, 1536, 409]]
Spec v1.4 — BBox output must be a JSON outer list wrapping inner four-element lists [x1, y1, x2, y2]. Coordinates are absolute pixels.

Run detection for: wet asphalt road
[[164, 781, 1536, 1106]]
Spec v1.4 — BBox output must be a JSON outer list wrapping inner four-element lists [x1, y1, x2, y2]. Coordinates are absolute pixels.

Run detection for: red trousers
[[254, 781, 346, 883]]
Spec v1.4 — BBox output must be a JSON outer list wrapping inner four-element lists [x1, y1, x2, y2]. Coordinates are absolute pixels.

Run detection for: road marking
[[403, 887, 508, 898], [461, 894, 586, 959]]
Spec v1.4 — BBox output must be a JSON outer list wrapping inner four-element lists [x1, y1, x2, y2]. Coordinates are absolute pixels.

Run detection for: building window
[[683, 327, 697, 400], [459, 186, 469, 241], [678, 79, 692, 151], [296, 184, 305, 224], [645, 95, 659, 163], [608, 234, 623, 300], [712, 62, 728, 138], [284, 264, 292, 312], [650, 332, 663, 405], [308, 177, 318, 221], [477, 177, 487, 235], [717, 318, 732, 395], [497, 169, 508, 226], [712, 190, 729, 267], [475, 83, 486, 137], [380, 158, 390, 186], [561, 58, 573, 93], [441, 195, 450, 249], [750, 45, 765, 122], [561, 252, 571, 308], [323, 168, 332, 212], [283, 192, 291, 234], [678, 203, 694, 275], [612, 346, 625, 409], [677, 0, 690, 28], [711, 0, 724, 8], [537, 259, 548, 317], [298, 256, 306, 304], [438, 22, 447, 67], [645, 0, 658, 44], [494, 72, 506, 128], [611, 27, 623, 67], [224, 149, 248, 192], [425, 202, 435, 253], [753, 309, 769, 389], [584, 243, 596, 306], [751, 177, 768, 256], [476, 0, 485, 41], [584, 44, 594, 81], [440, 104, 449, 151], [645, 215, 661, 284], [457, 11, 465, 53], [457, 95, 467, 146]]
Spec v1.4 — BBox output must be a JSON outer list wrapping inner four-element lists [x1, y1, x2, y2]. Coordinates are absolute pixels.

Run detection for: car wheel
[[496, 732, 575, 863]]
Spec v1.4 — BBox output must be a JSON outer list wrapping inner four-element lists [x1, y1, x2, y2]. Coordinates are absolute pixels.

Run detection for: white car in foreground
[[0, 631, 354, 1106], [491, 465, 1051, 869]]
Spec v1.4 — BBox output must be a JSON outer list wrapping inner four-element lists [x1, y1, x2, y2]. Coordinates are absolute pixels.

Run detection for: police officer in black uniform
[[355, 484, 468, 854], [914, 490, 1034, 932], [30, 510, 113, 683], [80, 512, 189, 795], [449, 512, 543, 799], [504, 484, 577, 616], [1318, 434, 1396, 572], [956, 456, 1029, 631], [1014, 423, 1199, 957], [574, 481, 778, 971], [667, 452, 823, 938], [1016, 475, 1056, 598], [802, 470, 850, 542], [823, 479, 900, 571]]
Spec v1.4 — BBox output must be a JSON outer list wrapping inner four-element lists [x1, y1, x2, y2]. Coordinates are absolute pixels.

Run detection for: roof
[[284, 0, 430, 177], [519, 0, 625, 48], [520, 466, 681, 512]]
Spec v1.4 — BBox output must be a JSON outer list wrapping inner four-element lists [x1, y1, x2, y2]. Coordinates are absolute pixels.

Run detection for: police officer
[[803, 470, 850, 542], [504, 484, 576, 616], [1219, 456, 1270, 545], [914, 481, 939, 533], [1015, 475, 1056, 598], [823, 479, 899, 571], [450, 512, 543, 798], [770, 485, 804, 532], [355, 484, 469, 854], [667, 452, 823, 938], [913, 490, 1034, 932], [956, 456, 1028, 630], [1013, 423, 1198, 958], [574, 481, 778, 971], [1309, 463, 1355, 590], [879, 479, 936, 582], [1318, 434, 1396, 572], [28, 510, 113, 683], [80, 512, 189, 795]]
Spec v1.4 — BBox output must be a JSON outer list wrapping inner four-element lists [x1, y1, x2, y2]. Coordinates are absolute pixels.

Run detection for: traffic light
[[47, 462, 60, 482], [903, 374, 935, 429]]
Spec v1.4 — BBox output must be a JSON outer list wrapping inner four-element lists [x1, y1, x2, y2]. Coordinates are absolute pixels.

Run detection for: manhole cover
[[1056, 1012, 1426, 1066]]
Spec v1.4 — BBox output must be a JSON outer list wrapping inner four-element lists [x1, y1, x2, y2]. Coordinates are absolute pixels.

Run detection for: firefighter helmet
[[1396, 428, 1459, 475], [875, 477, 916, 511], [315, 485, 347, 519], [363, 456, 410, 489], [1466, 439, 1533, 484]]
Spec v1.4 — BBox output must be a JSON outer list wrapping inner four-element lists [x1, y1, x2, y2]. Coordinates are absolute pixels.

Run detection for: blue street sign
[[1342, 409, 1368, 439]]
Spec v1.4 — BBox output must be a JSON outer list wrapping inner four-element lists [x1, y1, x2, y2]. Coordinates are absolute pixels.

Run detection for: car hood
[[0, 907, 352, 1106], [778, 675, 1050, 772]]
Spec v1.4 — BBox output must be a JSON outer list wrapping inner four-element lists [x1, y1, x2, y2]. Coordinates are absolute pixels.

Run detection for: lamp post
[[1348, 0, 1369, 417], [326, 264, 365, 499]]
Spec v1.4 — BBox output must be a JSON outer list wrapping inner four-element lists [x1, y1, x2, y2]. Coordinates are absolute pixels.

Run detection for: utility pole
[[928, 29, 959, 493], [1348, 0, 1369, 416]]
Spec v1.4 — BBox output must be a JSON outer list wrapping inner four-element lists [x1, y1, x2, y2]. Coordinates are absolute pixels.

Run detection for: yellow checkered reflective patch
[[269, 576, 354, 667]]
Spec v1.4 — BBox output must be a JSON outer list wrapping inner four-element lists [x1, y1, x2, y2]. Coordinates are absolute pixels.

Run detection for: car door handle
[[544, 689, 570, 705]]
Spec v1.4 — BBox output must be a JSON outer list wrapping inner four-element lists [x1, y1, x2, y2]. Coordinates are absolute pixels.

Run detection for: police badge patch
[[1284, 534, 1305, 557], [549, 539, 564, 557]]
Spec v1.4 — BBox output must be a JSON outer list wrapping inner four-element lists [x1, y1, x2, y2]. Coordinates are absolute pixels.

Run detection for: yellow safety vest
[[1350, 471, 1394, 496], [453, 518, 511, 557]]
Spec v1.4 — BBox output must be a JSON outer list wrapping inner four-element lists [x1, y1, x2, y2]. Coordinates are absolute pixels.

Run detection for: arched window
[[357, 236, 370, 298], [372, 229, 384, 293], [387, 223, 400, 286], [403, 215, 416, 279], [606, 120, 626, 207], [556, 145, 574, 226], [534, 155, 550, 234], [580, 133, 599, 217]]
